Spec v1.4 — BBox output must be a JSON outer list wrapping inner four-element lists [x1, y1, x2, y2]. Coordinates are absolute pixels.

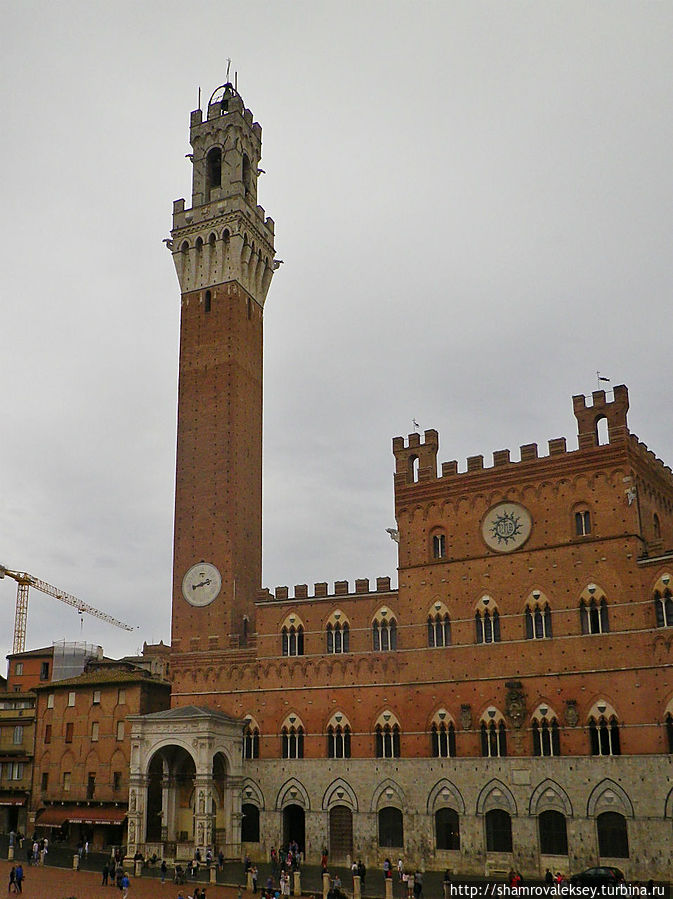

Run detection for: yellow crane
[[0, 563, 134, 654]]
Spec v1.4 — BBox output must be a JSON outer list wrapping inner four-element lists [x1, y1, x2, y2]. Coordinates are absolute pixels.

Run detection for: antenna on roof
[[235, 70, 238, 92], [596, 371, 611, 389], [226, 58, 231, 82], [198, 86, 201, 109]]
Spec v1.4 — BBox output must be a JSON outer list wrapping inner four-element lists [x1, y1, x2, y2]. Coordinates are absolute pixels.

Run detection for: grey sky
[[1, 2, 670, 668]]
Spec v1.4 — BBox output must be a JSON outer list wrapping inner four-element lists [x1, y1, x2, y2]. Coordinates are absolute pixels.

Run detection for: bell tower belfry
[[169, 83, 277, 655]]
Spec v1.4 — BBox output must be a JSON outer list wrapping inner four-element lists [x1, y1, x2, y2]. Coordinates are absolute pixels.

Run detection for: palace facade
[[127, 83, 673, 880]]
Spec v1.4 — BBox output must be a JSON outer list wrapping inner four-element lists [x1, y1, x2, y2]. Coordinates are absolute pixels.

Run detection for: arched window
[[538, 810, 568, 856], [243, 718, 260, 759], [206, 146, 222, 199], [654, 576, 673, 627], [326, 612, 350, 653], [281, 715, 304, 759], [475, 597, 500, 644], [427, 602, 451, 647], [204, 289, 212, 313], [480, 710, 507, 757], [431, 532, 446, 559], [531, 706, 560, 756], [588, 702, 621, 756], [485, 809, 512, 853], [430, 711, 456, 758], [580, 585, 609, 634], [326, 712, 351, 759], [241, 803, 260, 842], [435, 807, 460, 850], [666, 712, 673, 753], [524, 591, 552, 639], [242, 153, 252, 197], [597, 812, 629, 859], [378, 807, 403, 848], [375, 712, 401, 758], [281, 615, 305, 656], [653, 514, 661, 539], [408, 455, 419, 484], [596, 416, 609, 446], [372, 609, 397, 651], [575, 508, 591, 536]]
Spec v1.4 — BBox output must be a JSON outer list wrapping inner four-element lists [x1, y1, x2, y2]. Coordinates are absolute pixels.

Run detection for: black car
[[570, 867, 625, 887]]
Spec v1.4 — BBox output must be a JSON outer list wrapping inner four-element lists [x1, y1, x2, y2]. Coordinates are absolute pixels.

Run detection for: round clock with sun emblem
[[481, 502, 532, 553], [181, 561, 222, 607]]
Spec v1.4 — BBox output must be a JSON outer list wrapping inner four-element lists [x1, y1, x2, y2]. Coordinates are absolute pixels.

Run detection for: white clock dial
[[182, 562, 222, 607]]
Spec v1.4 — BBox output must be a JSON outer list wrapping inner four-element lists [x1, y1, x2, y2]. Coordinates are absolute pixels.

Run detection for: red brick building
[[126, 84, 673, 879]]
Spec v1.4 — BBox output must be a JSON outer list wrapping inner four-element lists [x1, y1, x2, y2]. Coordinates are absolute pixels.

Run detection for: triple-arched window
[[281, 714, 304, 759], [475, 597, 500, 644], [524, 591, 552, 639], [531, 705, 560, 756], [372, 609, 397, 651], [326, 611, 350, 653], [430, 710, 456, 758], [375, 711, 401, 758], [281, 614, 305, 656], [588, 701, 621, 756], [480, 709, 507, 757], [427, 602, 451, 647], [579, 585, 609, 635], [326, 712, 351, 759]]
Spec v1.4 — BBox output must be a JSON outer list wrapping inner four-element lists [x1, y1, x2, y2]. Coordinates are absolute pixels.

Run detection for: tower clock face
[[182, 562, 222, 607], [481, 502, 532, 553]]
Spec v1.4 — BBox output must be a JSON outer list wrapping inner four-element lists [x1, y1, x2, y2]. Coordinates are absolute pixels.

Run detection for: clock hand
[[191, 578, 212, 590]]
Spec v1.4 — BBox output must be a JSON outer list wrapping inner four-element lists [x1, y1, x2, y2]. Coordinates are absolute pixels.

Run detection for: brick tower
[[168, 84, 277, 654]]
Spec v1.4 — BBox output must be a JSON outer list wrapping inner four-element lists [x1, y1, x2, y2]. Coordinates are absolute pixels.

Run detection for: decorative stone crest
[[460, 704, 472, 730], [565, 699, 579, 727], [505, 681, 526, 729]]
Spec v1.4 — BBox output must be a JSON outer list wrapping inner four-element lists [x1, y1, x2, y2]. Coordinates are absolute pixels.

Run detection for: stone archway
[[127, 705, 245, 860]]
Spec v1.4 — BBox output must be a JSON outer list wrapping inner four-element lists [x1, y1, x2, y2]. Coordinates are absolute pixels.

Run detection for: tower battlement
[[257, 577, 394, 604]]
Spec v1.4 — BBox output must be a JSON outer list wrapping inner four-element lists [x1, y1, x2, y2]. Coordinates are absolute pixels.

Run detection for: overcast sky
[[0, 2, 671, 670]]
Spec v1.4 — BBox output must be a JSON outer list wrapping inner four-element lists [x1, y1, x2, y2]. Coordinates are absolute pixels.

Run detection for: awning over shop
[[37, 806, 127, 826], [0, 795, 25, 807]]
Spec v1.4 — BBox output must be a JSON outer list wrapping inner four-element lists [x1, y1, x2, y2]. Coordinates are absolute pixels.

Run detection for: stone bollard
[[353, 875, 361, 899], [323, 872, 330, 899], [210, 864, 217, 884], [293, 871, 301, 896], [73, 853, 79, 870], [8, 846, 14, 861], [443, 883, 449, 899], [134, 859, 143, 878], [385, 877, 393, 899], [247, 871, 254, 892]]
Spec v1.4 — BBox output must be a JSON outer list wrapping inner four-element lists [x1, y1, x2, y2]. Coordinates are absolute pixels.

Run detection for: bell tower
[[169, 84, 277, 654]]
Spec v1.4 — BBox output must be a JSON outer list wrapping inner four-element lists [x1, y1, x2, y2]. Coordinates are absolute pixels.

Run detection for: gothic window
[[524, 591, 552, 639], [204, 289, 212, 313], [242, 803, 260, 842], [485, 809, 512, 853], [435, 807, 460, 850], [538, 810, 568, 856], [431, 532, 446, 559], [326, 612, 350, 654], [654, 577, 673, 628], [653, 514, 661, 539], [281, 721, 304, 759], [242, 153, 252, 197], [475, 598, 500, 644], [375, 712, 401, 758], [480, 710, 507, 757], [281, 615, 305, 656], [575, 508, 591, 536], [579, 586, 609, 634], [597, 812, 629, 859], [408, 455, 419, 484], [372, 610, 397, 651], [378, 807, 403, 848], [326, 712, 352, 759], [427, 602, 451, 647], [588, 702, 621, 756], [206, 147, 222, 198], [243, 718, 260, 759], [430, 711, 456, 758], [531, 707, 561, 756]]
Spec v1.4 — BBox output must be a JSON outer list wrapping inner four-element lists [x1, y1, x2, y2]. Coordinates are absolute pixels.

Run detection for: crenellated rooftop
[[257, 577, 395, 604]]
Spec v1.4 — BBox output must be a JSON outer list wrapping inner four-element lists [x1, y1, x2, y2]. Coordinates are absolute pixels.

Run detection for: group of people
[[7, 865, 24, 894], [544, 870, 567, 886], [175, 888, 208, 899], [101, 859, 130, 894]]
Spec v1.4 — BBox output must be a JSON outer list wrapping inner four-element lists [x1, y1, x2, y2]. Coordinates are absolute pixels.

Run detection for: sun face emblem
[[490, 510, 522, 545]]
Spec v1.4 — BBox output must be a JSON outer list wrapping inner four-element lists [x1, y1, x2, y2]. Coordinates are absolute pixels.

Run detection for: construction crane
[[0, 563, 134, 654]]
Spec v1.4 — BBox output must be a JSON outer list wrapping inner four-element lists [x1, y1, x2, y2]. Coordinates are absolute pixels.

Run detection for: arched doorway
[[283, 804, 305, 851], [329, 806, 353, 861], [144, 745, 196, 846]]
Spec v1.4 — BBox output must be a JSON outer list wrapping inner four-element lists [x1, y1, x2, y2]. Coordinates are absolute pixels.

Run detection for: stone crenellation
[[257, 577, 394, 603]]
